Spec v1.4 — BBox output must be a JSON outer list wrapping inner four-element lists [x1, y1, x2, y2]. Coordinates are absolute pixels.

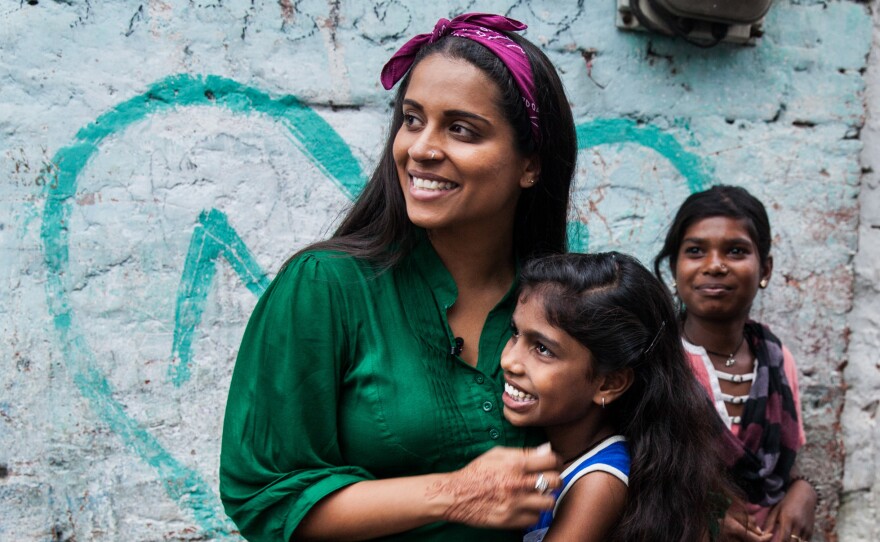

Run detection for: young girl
[[501, 252, 731, 542], [654, 185, 817, 542]]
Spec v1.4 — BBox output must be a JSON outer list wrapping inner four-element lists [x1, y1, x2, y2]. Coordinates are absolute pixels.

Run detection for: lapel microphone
[[450, 337, 464, 356]]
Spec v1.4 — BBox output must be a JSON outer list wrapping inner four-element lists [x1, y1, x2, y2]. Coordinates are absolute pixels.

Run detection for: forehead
[[404, 54, 505, 119], [683, 216, 756, 243], [514, 289, 550, 318]]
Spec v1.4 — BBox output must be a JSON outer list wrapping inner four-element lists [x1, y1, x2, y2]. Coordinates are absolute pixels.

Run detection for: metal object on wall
[[617, 0, 771, 46]]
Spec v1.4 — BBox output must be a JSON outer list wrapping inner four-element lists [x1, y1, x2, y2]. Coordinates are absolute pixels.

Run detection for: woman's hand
[[720, 509, 773, 542], [765, 480, 817, 542], [430, 444, 562, 529]]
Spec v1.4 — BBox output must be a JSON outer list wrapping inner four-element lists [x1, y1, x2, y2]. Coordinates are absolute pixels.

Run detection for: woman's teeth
[[412, 176, 456, 191], [505, 382, 537, 402]]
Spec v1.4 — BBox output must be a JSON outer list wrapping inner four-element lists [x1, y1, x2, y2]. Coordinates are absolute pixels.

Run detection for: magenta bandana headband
[[380, 13, 541, 145]]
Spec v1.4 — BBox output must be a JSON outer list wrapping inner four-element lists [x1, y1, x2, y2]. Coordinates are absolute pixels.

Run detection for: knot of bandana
[[380, 13, 541, 145]]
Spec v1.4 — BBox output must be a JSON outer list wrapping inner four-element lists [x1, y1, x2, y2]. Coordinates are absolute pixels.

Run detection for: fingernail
[[536, 442, 552, 455]]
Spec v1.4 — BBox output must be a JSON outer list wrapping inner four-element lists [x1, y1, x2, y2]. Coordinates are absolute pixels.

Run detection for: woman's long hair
[[291, 30, 576, 268], [521, 252, 734, 541]]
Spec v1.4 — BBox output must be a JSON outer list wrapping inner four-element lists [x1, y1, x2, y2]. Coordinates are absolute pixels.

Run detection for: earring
[[670, 282, 678, 294], [759, 278, 768, 289], [527, 177, 536, 185], [601, 397, 606, 409]]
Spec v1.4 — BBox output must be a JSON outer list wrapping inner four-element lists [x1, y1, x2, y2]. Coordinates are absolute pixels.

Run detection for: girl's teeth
[[505, 382, 536, 402]]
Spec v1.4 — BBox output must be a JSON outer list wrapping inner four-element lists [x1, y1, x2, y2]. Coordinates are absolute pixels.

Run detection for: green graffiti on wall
[[40, 74, 363, 537]]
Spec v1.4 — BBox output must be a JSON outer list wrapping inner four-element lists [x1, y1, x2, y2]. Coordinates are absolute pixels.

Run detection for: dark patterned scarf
[[721, 321, 800, 506]]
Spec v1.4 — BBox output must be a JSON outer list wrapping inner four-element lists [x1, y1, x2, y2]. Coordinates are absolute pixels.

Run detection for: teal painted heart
[[40, 73, 711, 537]]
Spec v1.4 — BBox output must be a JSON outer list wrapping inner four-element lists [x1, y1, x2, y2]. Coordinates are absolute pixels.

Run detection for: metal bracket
[[617, 0, 766, 46]]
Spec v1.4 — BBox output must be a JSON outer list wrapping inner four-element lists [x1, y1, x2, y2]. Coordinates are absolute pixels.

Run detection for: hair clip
[[643, 320, 667, 356]]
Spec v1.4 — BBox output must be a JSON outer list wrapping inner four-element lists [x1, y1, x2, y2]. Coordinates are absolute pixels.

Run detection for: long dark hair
[[653, 184, 772, 284], [521, 252, 732, 541], [295, 30, 576, 267]]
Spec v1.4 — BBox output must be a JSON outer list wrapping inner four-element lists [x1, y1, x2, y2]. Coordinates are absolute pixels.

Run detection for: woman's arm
[[296, 445, 561, 541], [541, 471, 627, 542]]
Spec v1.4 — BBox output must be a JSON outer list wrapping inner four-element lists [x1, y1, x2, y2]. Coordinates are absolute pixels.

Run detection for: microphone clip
[[450, 337, 464, 356]]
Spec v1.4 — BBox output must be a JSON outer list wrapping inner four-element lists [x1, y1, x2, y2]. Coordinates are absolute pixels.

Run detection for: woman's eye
[[683, 246, 701, 255], [403, 113, 422, 128], [509, 322, 519, 338], [450, 123, 477, 139]]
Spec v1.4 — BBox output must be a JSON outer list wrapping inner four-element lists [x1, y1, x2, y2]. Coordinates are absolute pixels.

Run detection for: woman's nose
[[408, 130, 444, 163]]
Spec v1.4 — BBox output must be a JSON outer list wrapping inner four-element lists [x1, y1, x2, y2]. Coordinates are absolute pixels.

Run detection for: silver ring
[[534, 473, 550, 494]]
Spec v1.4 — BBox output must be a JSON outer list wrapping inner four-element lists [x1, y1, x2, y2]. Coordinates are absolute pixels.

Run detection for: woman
[[220, 13, 577, 541], [654, 185, 818, 542]]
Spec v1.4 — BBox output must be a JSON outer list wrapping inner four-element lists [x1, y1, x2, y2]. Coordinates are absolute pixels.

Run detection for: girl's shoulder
[[561, 436, 630, 497], [547, 442, 630, 542]]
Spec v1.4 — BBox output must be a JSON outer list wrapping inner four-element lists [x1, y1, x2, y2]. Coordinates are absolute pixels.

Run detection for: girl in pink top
[[654, 185, 817, 542]]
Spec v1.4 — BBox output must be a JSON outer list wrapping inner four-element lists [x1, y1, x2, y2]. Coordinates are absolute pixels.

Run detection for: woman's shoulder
[[246, 250, 385, 313], [279, 248, 384, 283]]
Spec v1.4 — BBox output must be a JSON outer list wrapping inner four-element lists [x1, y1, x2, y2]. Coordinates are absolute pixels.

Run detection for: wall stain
[[279, 0, 294, 23]]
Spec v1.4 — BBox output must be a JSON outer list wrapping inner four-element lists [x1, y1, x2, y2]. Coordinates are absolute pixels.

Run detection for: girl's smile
[[674, 216, 772, 323], [500, 292, 602, 432], [502, 381, 537, 411]]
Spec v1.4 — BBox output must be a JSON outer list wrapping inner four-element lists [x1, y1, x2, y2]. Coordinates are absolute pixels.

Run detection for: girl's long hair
[[288, 30, 576, 268], [521, 252, 734, 541]]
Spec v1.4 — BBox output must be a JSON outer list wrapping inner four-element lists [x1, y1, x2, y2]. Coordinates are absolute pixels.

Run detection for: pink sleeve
[[782, 345, 807, 447]]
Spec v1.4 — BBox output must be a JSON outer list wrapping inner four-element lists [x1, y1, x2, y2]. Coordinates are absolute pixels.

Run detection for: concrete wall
[[840, 2, 880, 540], [0, 1, 876, 540]]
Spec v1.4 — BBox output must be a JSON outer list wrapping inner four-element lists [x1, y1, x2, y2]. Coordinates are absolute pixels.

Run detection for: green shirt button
[[474, 375, 485, 384], [488, 428, 500, 440], [482, 401, 493, 412]]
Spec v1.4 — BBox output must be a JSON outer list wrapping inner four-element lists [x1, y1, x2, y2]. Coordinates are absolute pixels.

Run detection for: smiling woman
[[392, 55, 537, 241], [219, 12, 577, 542], [394, 55, 540, 242]]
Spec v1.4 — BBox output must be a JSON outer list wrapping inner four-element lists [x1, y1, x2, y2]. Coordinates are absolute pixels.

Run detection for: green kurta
[[220, 234, 539, 541]]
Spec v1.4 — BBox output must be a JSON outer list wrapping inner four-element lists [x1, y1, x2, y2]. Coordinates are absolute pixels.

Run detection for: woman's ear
[[518, 154, 541, 188], [593, 369, 634, 408]]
